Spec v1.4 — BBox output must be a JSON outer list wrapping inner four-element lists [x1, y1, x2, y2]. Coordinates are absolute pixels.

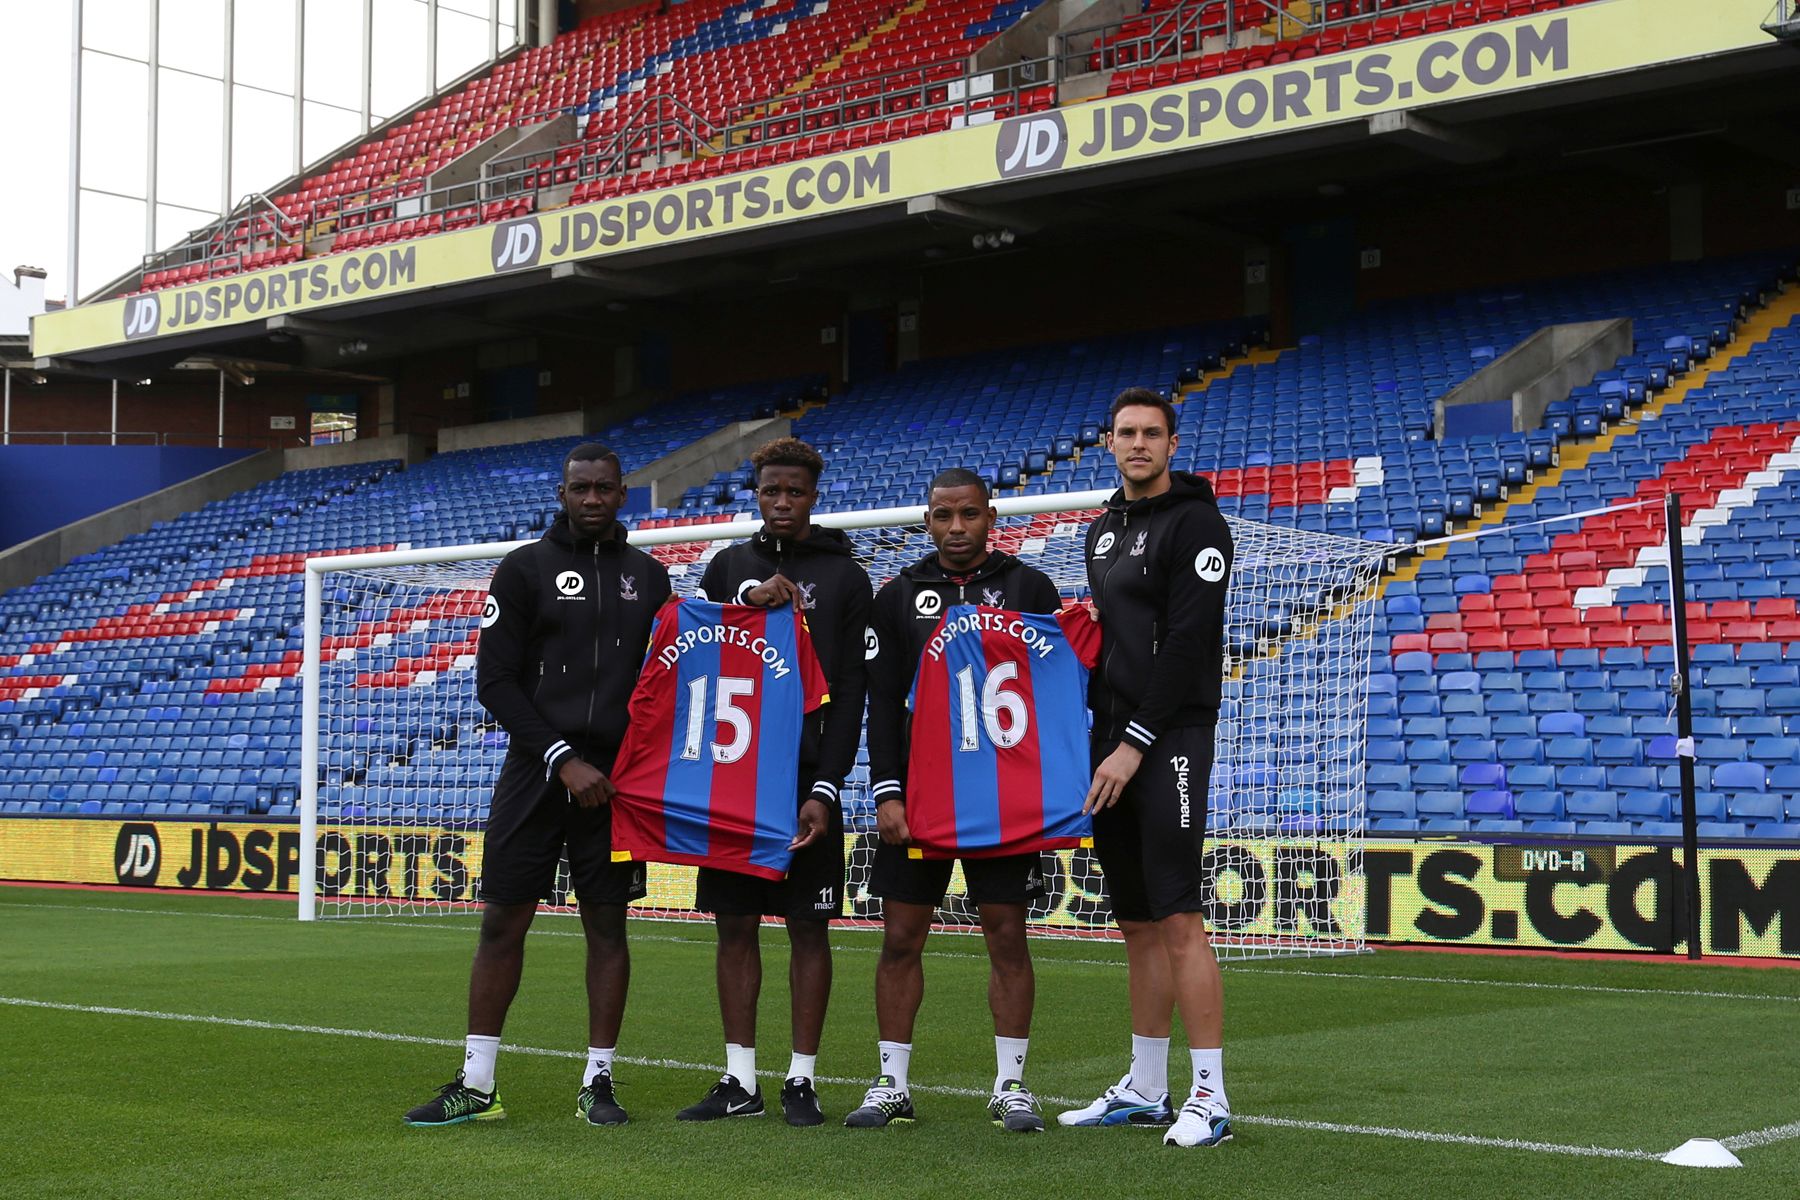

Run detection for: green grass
[[2, 886, 1797, 1199]]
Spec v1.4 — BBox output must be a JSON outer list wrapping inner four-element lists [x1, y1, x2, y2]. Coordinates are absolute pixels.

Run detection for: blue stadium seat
[[1514, 791, 1565, 819], [1465, 790, 1514, 819]]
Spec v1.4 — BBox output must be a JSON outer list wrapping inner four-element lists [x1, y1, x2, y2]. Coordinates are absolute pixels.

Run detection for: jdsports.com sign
[[34, 0, 1776, 359], [993, 17, 1569, 180], [2, 817, 1795, 958]]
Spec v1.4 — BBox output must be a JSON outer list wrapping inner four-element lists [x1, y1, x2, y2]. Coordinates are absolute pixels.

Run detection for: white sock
[[878, 1040, 912, 1092], [787, 1052, 817, 1083], [994, 1036, 1029, 1093], [1129, 1034, 1170, 1099], [1190, 1047, 1227, 1112], [725, 1042, 757, 1088], [583, 1046, 615, 1087], [462, 1034, 500, 1093]]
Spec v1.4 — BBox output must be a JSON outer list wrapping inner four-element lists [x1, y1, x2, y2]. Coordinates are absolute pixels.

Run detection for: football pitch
[[3, 886, 1797, 1198]]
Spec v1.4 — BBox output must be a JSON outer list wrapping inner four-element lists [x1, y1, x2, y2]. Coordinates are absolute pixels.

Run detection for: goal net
[[301, 489, 1390, 959]]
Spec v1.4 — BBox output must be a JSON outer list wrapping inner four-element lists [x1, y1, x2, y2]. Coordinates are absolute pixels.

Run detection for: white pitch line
[[6, 901, 1800, 1007], [1721, 1120, 1800, 1151], [1242, 1115, 1660, 1162], [0, 994, 1669, 1161]]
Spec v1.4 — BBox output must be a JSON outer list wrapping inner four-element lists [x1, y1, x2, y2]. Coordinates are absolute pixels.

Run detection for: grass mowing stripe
[[0, 993, 1033, 1103], [1233, 965, 1800, 1006], [0, 993, 1673, 1162], [8, 899, 1798, 1009], [1721, 1120, 1800, 1150]]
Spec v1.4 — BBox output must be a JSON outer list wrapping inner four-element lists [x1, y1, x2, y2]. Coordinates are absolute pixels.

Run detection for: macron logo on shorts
[[1170, 754, 1192, 830]]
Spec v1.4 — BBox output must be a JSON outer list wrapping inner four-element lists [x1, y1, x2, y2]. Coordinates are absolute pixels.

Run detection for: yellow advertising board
[[32, 0, 1776, 359], [6, 816, 1795, 958]]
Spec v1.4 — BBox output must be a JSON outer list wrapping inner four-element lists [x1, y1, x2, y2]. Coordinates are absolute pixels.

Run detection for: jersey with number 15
[[610, 598, 829, 880], [904, 604, 1102, 860]]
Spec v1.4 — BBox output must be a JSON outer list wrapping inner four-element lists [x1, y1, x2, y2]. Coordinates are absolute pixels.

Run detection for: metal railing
[[141, 194, 303, 283], [486, 93, 723, 198], [1, 430, 297, 450], [718, 54, 1055, 152], [1056, 0, 1458, 78]]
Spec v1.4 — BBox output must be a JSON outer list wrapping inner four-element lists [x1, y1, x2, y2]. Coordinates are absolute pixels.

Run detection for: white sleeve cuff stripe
[[811, 782, 840, 797], [871, 781, 903, 794], [543, 740, 571, 763]]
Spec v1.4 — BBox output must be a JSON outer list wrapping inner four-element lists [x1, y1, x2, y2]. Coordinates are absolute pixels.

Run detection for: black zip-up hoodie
[[698, 524, 873, 809], [1085, 471, 1233, 750], [865, 549, 1061, 804], [477, 514, 672, 779]]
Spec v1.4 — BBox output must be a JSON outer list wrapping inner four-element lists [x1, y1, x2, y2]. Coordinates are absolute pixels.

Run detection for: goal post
[[299, 489, 1390, 960]]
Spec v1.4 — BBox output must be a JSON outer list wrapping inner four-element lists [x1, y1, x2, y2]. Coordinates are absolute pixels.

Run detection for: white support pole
[[146, 0, 160, 257], [361, 0, 374, 133], [427, 0, 439, 92], [299, 564, 323, 921], [3, 367, 10, 445], [538, 0, 556, 47], [67, 0, 84, 302], [292, 0, 305, 176], [110, 379, 118, 445], [217, 368, 226, 447], [221, 0, 234, 217], [491, 0, 501, 60]]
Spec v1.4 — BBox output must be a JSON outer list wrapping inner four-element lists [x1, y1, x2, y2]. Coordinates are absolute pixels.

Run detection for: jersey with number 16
[[904, 604, 1102, 859]]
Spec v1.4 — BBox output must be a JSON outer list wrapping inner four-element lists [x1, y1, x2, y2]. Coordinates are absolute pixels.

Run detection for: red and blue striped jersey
[[904, 605, 1102, 860], [611, 598, 829, 880]]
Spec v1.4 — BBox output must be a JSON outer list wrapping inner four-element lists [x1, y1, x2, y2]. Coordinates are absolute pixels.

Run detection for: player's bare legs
[[976, 902, 1033, 1039], [1158, 912, 1222, 1046], [676, 913, 771, 1120], [468, 902, 536, 1036], [1054, 915, 1178, 1130], [978, 900, 1044, 1131], [574, 902, 632, 1126], [787, 918, 831, 1056], [580, 902, 631, 1048], [714, 913, 763, 1048], [1118, 917, 1175, 1038], [873, 899, 933, 1041], [400, 901, 532, 1126]]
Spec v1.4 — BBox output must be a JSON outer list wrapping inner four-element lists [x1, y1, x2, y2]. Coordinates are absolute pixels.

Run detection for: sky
[[0, 0, 517, 306]]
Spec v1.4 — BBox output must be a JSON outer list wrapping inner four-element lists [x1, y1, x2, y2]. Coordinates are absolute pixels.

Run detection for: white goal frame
[[300, 487, 1384, 961]]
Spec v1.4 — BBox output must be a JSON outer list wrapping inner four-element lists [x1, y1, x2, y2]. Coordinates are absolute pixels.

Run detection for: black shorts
[[479, 749, 648, 908], [869, 840, 1048, 909], [695, 782, 844, 921], [1090, 725, 1214, 923]]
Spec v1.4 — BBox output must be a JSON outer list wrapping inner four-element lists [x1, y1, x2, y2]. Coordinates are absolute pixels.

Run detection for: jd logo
[[1195, 547, 1227, 582], [555, 570, 585, 597], [122, 295, 162, 340], [491, 218, 542, 272], [994, 113, 1068, 179], [114, 823, 161, 885], [480, 595, 501, 628], [914, 590, 943, 618], [864, 626, 880, 660]]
